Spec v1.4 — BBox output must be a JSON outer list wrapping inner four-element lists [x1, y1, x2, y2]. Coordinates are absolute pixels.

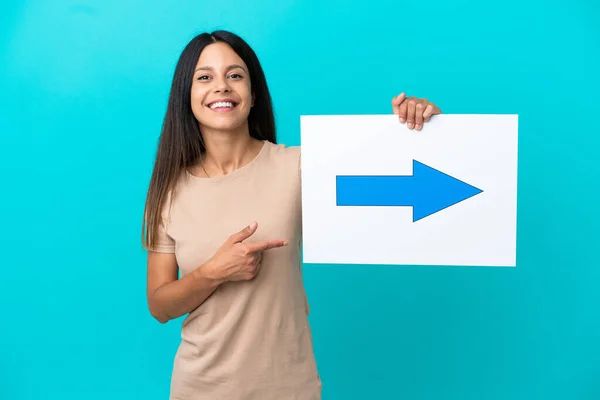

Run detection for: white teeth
[[209, 101, 235, 109]]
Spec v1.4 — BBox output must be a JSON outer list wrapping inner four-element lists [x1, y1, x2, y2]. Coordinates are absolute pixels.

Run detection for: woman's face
[[190, 42, 254, 134]]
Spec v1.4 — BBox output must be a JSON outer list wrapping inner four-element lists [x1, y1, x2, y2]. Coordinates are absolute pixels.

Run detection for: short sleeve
[[145, 192, 176, 253], [151, 216, 176, 253]]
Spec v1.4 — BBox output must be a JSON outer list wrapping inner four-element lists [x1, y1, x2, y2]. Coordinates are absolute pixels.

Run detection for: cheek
[[190, 86, 207, 117], [244, 85, 253, 104], [233, 81, 252, 104]]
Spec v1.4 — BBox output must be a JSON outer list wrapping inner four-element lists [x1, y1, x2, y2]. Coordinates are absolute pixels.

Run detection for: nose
[[213, 76, 231, 93]]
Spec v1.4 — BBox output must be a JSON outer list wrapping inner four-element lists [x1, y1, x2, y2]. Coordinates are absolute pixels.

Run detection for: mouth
[[206, 99, 238, 112]]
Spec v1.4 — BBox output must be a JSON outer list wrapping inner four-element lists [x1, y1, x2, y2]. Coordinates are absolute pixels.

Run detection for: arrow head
[[412, 160, 483, 221]]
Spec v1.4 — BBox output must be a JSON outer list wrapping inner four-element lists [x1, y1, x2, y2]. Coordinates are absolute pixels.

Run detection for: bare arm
[[146, 221, 287, 324], [146, 251, 219, 324]]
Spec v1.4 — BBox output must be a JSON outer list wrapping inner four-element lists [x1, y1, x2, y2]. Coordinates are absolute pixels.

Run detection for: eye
[[228, 73, 243, 79], [197, 75, 210, 81]]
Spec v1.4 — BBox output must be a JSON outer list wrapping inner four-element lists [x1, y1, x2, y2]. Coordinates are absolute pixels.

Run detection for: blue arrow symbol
[[336, 160, 483, 221]]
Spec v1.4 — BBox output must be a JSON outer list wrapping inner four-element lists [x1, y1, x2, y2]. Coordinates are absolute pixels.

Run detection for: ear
[[251, 93, 255, 107]]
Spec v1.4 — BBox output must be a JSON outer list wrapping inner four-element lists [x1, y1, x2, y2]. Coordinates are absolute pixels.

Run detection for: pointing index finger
[[247, 239, 289, 253]]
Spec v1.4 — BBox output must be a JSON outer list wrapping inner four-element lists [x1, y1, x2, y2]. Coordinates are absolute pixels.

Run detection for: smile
[[207, 100, 238, 111]]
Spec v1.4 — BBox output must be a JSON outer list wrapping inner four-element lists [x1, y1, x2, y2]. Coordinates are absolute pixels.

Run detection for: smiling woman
[[141, 30, 440, 400]]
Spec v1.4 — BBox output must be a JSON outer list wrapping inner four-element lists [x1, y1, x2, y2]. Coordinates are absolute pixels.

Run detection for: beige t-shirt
[[150, 141, 321, 400]]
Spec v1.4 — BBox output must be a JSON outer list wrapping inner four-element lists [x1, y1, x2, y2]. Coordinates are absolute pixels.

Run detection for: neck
[[196, 124, 263, 177]]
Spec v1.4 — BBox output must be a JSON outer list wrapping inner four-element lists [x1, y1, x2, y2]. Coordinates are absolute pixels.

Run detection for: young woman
[[142, 30, 441, 400]]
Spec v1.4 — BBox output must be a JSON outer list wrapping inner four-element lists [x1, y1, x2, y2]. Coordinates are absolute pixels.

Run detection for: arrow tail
[[336, 175, 415, 206]]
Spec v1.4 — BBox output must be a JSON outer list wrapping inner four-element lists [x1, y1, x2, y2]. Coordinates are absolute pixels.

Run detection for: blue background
[[1, 0, 599, 399]]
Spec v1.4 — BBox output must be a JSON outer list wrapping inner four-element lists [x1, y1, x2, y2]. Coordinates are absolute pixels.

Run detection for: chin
[[200, 118, 249, 134]]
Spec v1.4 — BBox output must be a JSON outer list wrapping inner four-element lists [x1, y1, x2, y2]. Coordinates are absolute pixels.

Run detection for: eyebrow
[[194, 64, 248, 74]]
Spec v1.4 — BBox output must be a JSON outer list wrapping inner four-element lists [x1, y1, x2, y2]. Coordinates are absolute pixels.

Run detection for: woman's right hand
[[202, 221, 288, 284]]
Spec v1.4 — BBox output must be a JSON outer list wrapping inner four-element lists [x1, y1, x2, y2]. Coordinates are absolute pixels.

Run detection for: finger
[[391, 92, 406, 116], [423, 104, 434, 122], [398, 99, 408, 123], [245, 254, 262, 279], [247, 263, 259, 279], [247, 239, 288, 253], [229, 221, 258, 243], [423, 104, 442, 122], [414, 101, 425, 130], [406, 98, 416, 129]]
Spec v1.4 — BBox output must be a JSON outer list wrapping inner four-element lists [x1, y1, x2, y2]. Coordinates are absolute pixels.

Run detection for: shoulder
[[263, 141, 301, 166], [265, 141, 300, 158], [259, 141, 302, 180]]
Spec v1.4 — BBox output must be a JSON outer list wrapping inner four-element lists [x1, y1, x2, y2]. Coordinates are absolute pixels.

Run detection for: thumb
[[229, 221, 258, 243]]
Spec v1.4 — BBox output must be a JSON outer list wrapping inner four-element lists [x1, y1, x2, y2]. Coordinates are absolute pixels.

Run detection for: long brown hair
[[142, 30, 277, 250]]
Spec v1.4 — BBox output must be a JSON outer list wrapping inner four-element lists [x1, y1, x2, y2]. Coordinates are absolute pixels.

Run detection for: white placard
[[300, 114, 518, 267]]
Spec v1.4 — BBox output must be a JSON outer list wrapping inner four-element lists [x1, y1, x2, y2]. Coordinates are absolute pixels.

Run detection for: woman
[[142, 30, 441, 400]]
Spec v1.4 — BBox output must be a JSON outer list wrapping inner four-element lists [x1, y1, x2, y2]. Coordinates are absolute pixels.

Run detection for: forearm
[[149, 265, 220, 323]]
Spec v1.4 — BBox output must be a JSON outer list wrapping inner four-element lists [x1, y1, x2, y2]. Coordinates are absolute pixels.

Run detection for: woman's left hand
[[391, 93, 442, 131]]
